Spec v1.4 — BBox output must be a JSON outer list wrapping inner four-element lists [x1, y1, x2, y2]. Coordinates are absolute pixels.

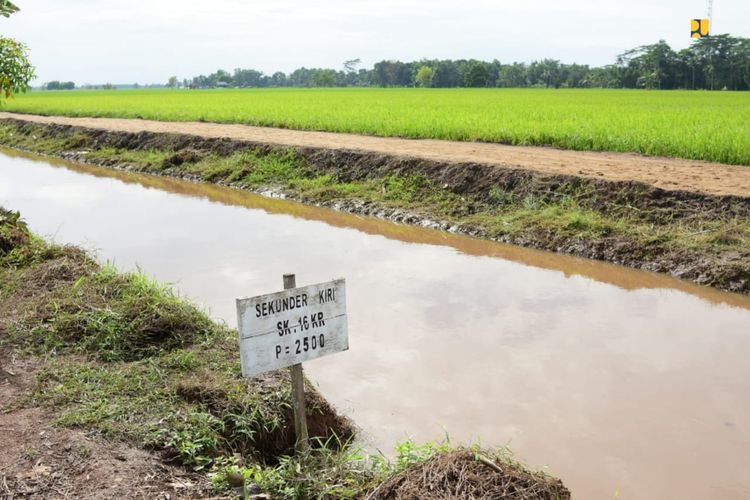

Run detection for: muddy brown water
[[2, 149, 749, 500]]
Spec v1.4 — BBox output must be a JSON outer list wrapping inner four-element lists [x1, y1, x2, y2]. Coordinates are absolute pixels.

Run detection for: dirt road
[[2, 111, 749, 198]]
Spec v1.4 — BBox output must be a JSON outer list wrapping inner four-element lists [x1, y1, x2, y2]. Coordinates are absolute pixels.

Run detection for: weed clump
[[39, 265, 220, 362]]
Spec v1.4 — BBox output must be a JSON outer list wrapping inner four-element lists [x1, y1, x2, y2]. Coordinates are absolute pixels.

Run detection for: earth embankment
[[0, 116, 748, 294], [2, 111, 749, 197]]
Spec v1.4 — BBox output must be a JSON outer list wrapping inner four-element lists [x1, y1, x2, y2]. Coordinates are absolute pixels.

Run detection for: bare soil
[[2, 112, 749, 198], [0, 351, 218, 500]]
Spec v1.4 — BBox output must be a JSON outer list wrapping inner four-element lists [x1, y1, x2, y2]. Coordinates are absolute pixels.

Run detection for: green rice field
[[5, 88, 750, 165]]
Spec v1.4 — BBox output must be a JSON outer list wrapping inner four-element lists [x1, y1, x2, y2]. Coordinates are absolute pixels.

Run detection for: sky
[[1, 0, 749, 85]]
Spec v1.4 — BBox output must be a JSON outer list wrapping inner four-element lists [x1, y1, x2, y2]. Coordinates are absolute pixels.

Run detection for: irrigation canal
[[2, 149, 749, 500]]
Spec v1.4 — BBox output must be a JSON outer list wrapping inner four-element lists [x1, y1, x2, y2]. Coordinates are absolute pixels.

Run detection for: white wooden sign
[[236, 278, 348, 377]]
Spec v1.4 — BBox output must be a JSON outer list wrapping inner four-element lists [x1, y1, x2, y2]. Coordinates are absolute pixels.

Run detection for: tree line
[[37, 35, 750, 92], [175, 36, 749, 91], [43, 80, 75, 90]]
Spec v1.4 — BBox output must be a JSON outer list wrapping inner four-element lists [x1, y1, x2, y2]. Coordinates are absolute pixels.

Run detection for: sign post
[[236, 275, 348, 453], [284, 274, 309, 452]]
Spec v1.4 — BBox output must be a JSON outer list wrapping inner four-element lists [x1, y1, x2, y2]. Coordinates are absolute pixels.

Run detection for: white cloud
[[1, 0, 748, 84], [31, 183, 105, 206]]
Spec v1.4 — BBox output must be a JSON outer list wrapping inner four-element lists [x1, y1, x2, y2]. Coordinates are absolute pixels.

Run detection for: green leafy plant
[[0, 0, 19, 17], [0, 0, 35, 103]]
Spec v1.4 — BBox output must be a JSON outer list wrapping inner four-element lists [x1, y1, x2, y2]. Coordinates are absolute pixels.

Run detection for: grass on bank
[[4, 87, 750, 165], [2, 121, 748, 264], [0, 208, 307, 467], [0, 207, 570, 499]]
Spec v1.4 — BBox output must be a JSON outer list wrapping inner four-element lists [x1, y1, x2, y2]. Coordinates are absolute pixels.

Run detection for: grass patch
[[30, 343, 299, 469], [2, 260, 218, 362], [46, 266, 216, 362], [0, 208, 30, 254], [4, 87, 750, 165], [189, 150, 309, 185], [86, 147, 174, 169]]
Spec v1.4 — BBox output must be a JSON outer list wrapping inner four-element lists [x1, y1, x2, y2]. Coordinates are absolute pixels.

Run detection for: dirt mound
[[370, 450, 570, 500]]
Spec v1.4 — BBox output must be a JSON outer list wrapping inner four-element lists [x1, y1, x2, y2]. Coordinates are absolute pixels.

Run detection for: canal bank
[[0, 116, 748, 294]]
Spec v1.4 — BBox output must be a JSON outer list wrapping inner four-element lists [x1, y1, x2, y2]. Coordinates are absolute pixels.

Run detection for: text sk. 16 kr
[[235, 278, 348, 377]]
